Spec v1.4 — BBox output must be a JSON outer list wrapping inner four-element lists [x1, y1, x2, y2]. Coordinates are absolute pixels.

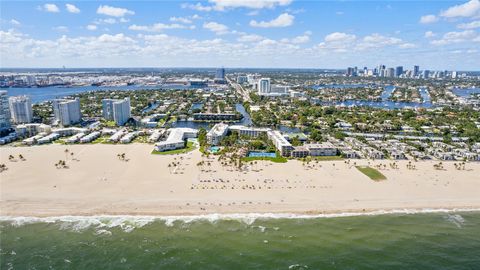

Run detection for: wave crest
[[1, 208, 479, 231]]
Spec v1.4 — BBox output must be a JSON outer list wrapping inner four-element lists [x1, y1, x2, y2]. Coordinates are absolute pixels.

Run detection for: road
[[227, 77, 252, 102]]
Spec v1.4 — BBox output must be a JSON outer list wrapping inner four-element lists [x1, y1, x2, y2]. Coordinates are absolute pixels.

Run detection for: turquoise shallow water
[[1, 212, 480, 269]]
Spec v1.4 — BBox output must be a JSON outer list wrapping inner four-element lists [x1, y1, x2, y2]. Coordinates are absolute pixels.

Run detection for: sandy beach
[[1, 144, 479, 217]]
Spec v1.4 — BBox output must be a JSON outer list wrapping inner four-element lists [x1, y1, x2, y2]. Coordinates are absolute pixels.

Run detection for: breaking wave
[[1, 208, 479, 231]]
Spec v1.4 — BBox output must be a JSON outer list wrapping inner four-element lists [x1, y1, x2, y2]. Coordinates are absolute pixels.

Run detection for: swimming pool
[[209, 146, 220, 153], [248, 152, 276, 158]]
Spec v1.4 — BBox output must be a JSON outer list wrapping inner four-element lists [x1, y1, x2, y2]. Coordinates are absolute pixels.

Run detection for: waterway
[[2, 84, 198, 103], [170, 103, 253, 129], [314, 85, 433, 109], [452, 87, 480, 98]]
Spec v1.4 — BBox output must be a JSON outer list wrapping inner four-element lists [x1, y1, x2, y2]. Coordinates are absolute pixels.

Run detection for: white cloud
[[97, 5, 134, 17], [237, 34, 264, 42], [258, 39, 277, 46], [129, 23, 191, 32], [398, 43, 416, 49], [440, 0, 480, 18], [43, 3, 60, 13], [291, 34, 310, 44], [182, 0, 292, 11], [336, 11, 344, 15], [247, 10, 260, 16], [209, 0, 292, 10], [94, 18, 117, 25], [316, 32, 356, 52], [2, 29, 478, 69], [10, 19, 21, 26], [53, 26, 69, 32], [92, 17, 129, 25], [431, 30, 478, 45], [324, 32, 356, 43], [419, 14, 438, 24], [87, 25, 97, 31], [181, 3, 213, 12], [425, 31, 436, 38], [203, 22, 229, 34], [65, 4, 80, 13], [250, 13, 294, 28], [458, 20, 480, 29], [358, 33, 403, 50], [170, 16, 193, 24], [317, 32, 413, 51]]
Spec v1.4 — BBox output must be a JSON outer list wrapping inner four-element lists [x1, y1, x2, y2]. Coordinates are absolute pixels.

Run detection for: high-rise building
[[386, 68, 395, 78], [413, 65, 420, 78], [236, 75, 248, 84], [102, 99, 115, 121], [8, 95, 33, 124], [0, 90, 11, 134], [451, 71, 458, 79], [422, 70, 430, 79], [395, 66, 404, 78], [214, 67, 226, 83], [378, 65, 386, 77], [113, 98, 131, 126], [52, 98, 81, 126], [102, 97, 131, 126], [258, 78, 271, 95], [346, 67, 355, 76]]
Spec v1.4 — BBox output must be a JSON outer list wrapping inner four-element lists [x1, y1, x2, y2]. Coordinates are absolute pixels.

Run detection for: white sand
[[1, 144, 479, 217]]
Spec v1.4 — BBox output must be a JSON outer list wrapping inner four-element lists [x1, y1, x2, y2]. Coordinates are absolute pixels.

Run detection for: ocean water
[[1, 211, 480, 269]]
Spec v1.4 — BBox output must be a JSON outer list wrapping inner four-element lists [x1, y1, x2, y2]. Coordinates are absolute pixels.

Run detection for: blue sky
[[1, 0, 479, 70]]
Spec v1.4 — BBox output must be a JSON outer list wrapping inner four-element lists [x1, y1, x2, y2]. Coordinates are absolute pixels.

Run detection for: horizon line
[[1, 67, 478, 72]]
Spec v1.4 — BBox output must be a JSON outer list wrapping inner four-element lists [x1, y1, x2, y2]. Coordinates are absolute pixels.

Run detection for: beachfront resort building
[[228, 125, 270, 138], [291, 146, 310, 158], [305, 143, 338, 156], [0, 90, 11, 134], [102, 97, 131, 126], [8, 95, 33, 124], [52, 98, 81, 126], [15, 123, 51, 138], [154, 128, 198, 152], [207, 123, 229, 145], [267, 130, 293, 156]]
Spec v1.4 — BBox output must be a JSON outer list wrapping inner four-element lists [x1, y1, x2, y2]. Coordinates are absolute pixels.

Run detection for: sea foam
[[1, 208, 479, 231]]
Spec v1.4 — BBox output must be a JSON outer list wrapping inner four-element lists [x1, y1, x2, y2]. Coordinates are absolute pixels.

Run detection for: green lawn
[[241, 153, 288, 163], [102, 120, 117, 128], [356, 166, 387, 181], [132, 135, 150, 144], [91, 136, 114, 144], [151, 141, 196, 155], [52, 139, 68, 145]]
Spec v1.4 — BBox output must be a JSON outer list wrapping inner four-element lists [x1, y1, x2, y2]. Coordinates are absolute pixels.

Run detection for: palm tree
[[0, 164, 7, 172]]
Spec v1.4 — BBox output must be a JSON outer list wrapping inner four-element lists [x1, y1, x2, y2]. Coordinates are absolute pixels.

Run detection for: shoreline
[[2, 204, 480, 219], [2, 207, 480, 224]]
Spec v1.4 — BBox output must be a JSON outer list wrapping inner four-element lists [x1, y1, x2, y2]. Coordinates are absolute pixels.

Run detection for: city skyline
[[1, 0, 480, 70]]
